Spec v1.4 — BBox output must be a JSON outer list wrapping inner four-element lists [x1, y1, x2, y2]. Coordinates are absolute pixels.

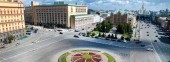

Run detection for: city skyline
[[23, 0, 170, 11]]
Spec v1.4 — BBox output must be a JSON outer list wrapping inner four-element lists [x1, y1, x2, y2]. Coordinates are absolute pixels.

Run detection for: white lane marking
[[148, 28, 163, 62], [0, 36, 72, 61], [0, 36, 55, 54]]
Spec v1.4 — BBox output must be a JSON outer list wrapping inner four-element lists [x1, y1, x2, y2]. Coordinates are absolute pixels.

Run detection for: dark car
[[155, 35, 158, 37], [147, 32, 149, 33], [141, 44, 145, 47], [74, 35, 79, 38], [135, 41, 142, 44], [154, 40, 157, 42], [117, 40, 122, 42], [59, 32, 63, 34], [74, 30, 79, 32], [147, 34, 149, 36]]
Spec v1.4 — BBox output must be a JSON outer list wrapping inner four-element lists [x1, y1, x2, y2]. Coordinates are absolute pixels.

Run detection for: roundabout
[[55, 49, 116, 62]]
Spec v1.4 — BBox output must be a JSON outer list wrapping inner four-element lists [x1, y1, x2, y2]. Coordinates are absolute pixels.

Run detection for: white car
[[146, 48, 153, 51]]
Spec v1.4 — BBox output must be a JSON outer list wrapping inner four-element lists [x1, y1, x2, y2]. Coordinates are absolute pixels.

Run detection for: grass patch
[[103, 53, 116, 62], [58, 52, 70, 62], [82, 53, 92, 59]]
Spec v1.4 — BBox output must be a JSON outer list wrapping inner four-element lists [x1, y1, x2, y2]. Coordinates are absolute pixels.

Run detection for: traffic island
[[58, 50, 116, 62]]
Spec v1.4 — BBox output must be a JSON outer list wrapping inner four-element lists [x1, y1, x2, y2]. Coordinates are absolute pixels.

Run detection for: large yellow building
[[0, 0, 26, 45], [26, 1, 88, 28]]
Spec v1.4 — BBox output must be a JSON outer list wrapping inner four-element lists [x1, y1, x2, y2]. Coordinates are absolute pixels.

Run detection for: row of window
[[0, 9, 23, 14], [0, 25, 24, 33]]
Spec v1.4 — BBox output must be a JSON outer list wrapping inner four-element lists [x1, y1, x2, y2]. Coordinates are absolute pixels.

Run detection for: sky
[[22, 0, 170, 11]]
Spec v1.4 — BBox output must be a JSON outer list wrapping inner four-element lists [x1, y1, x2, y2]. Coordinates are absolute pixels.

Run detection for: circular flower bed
[[71, 52, 102, 62], [58, 50, 116, 62]]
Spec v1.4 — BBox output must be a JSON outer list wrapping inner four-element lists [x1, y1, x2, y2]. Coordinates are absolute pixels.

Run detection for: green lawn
[[82, 53, 92, 59], [58, 52, 70, 62], [91, 31, 100, 35], [103, 53, 116, 62]]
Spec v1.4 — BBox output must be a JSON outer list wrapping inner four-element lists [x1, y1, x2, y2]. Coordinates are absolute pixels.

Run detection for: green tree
[[98, 32, 101, 37], [107, 34, 111, 38], [111, 34, 114, 39], [91, 33, 96, 36], [7, 35, 15, 43], [121, 36, 124, 40], [95, 20, 113, 33], [115, 33, 118, 39], [102, 33, 105, 37], [87, 32, 91, 37]]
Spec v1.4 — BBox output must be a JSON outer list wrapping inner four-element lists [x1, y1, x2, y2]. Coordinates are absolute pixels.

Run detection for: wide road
[[0, 27, 161, 62], [139, 20, 170, 62]]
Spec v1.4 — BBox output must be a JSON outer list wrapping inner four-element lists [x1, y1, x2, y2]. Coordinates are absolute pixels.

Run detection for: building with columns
[[0, 0, 26, 46]]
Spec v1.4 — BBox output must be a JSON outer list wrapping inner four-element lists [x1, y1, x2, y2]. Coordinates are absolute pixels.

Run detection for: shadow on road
[[158, 36, 170, 44]]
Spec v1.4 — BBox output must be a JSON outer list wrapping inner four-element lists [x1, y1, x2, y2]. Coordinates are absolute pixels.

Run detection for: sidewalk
[[78, 37, 144, 48]]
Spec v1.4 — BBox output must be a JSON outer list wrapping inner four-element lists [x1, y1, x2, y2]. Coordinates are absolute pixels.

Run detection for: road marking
[[0, 36, 73, 61], [0, 36, 56, 54]]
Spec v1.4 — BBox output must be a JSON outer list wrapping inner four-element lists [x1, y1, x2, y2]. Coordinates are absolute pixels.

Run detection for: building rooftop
[[73, 14, 92, 16], [33, 1, 86, 7]]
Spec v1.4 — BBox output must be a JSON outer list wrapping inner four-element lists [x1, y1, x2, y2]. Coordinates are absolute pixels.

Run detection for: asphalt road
[[139, 20, 170, 62], [0, 25, 162, 62]]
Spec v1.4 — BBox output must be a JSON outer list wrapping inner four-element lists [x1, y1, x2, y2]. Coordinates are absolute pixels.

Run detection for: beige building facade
[[0, 0, 26, 45], [70, 14, 94, 30], [26, 1, 88, 28]]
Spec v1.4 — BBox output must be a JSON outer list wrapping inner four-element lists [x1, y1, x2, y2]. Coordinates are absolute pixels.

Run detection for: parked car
[[155, 35, 158, 37], [147, 34, 149, 36], [74, 30, 79, 32], [74, 35, 79, 38], [141, 44, 145, 47], [154, 40, 157, 42], [59, 32, 63, 34], [117, 40, 122, 42]]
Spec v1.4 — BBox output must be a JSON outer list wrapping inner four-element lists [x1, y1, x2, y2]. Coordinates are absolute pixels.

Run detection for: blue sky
[[23, 0, 170, 11]]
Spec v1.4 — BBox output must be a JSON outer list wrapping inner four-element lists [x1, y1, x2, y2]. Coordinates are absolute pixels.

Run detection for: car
[[105, 38, 110, 40], [147, 32, 149, 33], [155, 35, 158, 37], [117, 40, 122, 42], [154, 40, 157, 42], [57, 29, 62, 31], [146, 48, 153, 51], [111, 39, 116, 41], [95, 36, 99, 38], [59, 32, 63, 34], [141, 44, 145, 47], [74, 35, 79, 38], [135, 41, 142, 44], [74, 30, 79, 32], [147, 34, 149, 36]]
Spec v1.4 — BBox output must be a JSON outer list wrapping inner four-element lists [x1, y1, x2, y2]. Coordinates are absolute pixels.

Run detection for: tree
[[98, 33, 101, 37], [95, 20, 113, 33], [102, 33, 105, 37], [116, 23, 133, 34], [115, 33, 118, 39], [96, 12, 100, 15], [111, 34, 114, 39], [107, 34, 111, 38], [7, 35, 15, 43], [91, 33, 96, 36], [121, 36, 124, 40], [87, 32, 91, 37]]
